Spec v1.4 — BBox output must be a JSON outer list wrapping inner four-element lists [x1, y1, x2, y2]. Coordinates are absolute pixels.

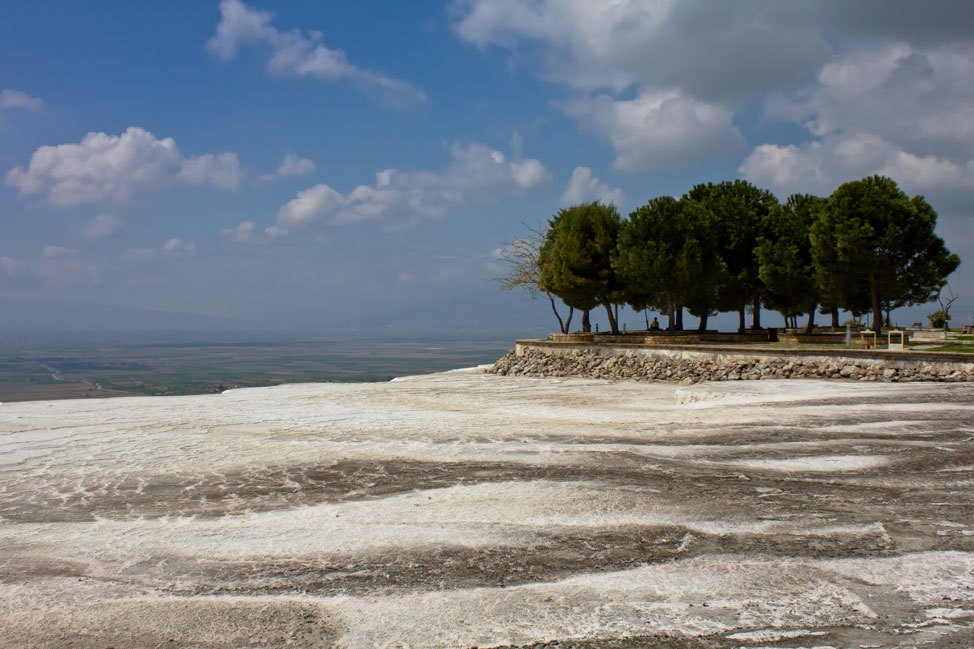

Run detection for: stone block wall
[[485, 341, 974, 384]]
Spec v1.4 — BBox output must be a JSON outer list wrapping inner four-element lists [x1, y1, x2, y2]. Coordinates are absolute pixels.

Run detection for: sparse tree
[[492, 222, 573, 333], [936, 272, 960, 339]]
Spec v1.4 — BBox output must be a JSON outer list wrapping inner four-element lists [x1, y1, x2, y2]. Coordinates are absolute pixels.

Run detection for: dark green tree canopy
[[684, 179, 778, 331], [756, 194, 824, 332], [541, 202, 623, 333], [811, 175, 959, 329], [613, 196, 726, 332]]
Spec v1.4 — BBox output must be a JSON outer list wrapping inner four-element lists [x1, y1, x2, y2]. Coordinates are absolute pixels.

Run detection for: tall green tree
[[756, 194, 824, 333], [541, 202, 623, 334], [684, 180, 778, 332], [613, 196, 726, 332], [811, 175, 959, 329]]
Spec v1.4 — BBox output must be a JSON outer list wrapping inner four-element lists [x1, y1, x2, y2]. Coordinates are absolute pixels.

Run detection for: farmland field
[[0, 332, 511, 401]]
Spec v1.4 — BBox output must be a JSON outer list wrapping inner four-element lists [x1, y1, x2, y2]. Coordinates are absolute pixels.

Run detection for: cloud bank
[[452, 0, 974, 180], [274, 141, 549, 230], [741, 43, 974, 197]]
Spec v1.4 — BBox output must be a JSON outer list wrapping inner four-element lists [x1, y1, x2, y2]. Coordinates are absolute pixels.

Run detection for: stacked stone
[[486, 348, 974, 384]]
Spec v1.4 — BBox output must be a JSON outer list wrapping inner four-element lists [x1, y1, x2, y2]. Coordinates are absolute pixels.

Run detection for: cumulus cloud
[[452, 0, 834, 100], [276, 152, 316, 176], [5, 127, 242, 208], [560, 91, 743, 171], [453, 0, 974, 172], [739, 133, 974, 198], [221, 220, 257, 242], [208, 0, 426, 107], [743, 43, 974, 197], [275, 141, 549, 230], [81, 214, 122, 240], [766, 44, 974, 156], [560, 167, 624, 206], [452, 0, 974, 99], [0, 89, 42, 112]]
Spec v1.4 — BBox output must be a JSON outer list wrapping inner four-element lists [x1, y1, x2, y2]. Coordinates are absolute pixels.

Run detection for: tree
[[756, 194, 824, 333], [684, 180, 778, 332], [811, 175, 959, 330], [492, 222, 573, 333], [935, 271, 960, 339], [541, 202, 623, 334], [613, 196, 726, 332]]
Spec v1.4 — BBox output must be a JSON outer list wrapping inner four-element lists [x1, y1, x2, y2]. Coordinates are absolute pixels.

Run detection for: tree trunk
[[565, 307, 574, 333], [603, 302, 619, 334], [675, 304, 684, 331], [738, 305, 746, 333], [804, 299, 816, 334], [582, 310, 591, 333], [830, 308, 839, 328], [666, 293, 675, 333], [751, 297, 761, 329], [869, 272, 882, 331], [697, 312, 709, 332], [547, 293, 566, 334]]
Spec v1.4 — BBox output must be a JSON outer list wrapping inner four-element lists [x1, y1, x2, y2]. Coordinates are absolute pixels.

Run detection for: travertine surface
[[1, 369, 973, 648]]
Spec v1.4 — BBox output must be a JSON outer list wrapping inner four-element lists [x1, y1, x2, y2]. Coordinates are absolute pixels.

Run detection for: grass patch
[[920, 344, 974, 354]]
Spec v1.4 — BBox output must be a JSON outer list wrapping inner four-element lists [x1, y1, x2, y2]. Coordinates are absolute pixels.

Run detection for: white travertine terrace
[[1, 369, 973, 648]]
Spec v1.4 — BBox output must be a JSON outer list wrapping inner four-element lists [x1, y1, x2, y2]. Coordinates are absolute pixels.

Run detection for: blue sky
[[2, 0, 973, 333]]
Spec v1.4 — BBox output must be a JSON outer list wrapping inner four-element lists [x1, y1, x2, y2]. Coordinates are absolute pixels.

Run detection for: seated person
[[649, 317, 660, 331]]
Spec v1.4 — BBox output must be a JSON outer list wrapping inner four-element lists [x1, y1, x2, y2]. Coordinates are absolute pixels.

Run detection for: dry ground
[[1, 369, 972, 648]]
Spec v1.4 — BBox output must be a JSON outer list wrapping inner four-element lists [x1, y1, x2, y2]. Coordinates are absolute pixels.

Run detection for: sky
[[2, 0, 973, 334]]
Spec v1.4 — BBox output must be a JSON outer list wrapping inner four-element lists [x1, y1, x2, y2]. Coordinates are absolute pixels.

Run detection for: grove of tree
[[494, 175, 959, 333]]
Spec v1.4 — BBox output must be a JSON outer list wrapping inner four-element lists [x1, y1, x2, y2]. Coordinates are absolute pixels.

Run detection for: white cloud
[[275, 141, 549, 230], [0, 246, 98, 284], [453, 1, 974, 172], [208, 0, 426, 107], [124, 238, 197, 264], [82, 214, 122, 240], [221, 220, 257, 242], [743, 43, 974, 197], [560, 167, 624, 206], [6, 127, 242, 208], [161, 238, 196, 256], [560, 91, 743, 171], [276, 152, 316, 176], [739, 133, 974, 198], [451, 0, 832, 100], [0, 89, 42, 112], [766, 44, 974, 155]]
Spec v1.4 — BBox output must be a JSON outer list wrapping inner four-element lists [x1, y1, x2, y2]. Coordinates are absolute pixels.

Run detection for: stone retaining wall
[[485, 341, 974, 384]]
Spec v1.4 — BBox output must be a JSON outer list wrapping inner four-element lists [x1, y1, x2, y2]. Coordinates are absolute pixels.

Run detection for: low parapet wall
[[488, 339, 974, 383]]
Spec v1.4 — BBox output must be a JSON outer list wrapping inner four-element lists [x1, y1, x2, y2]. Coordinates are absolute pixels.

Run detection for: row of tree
[[497, 176, 959, 334]]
